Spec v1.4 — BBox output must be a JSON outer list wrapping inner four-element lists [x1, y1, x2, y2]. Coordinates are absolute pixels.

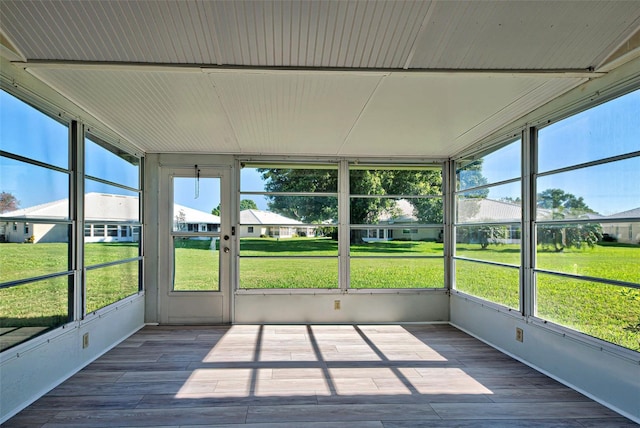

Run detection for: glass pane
[[537, 223, 639, 284], [456, 224, 521, 264], [240, 234, 338, 256], [0, 225, 70, 283], [86, 261, 139, 313], [536, 156, 640, 219], [456, 182, 521, 223], [0, 276, 70, 352], [239, 258, 338, 289], [350, 197, 442, 225], [538, 88, 640, 173], [86, 180, 140, 222], [349, 168, 442, 196], [0, 90, 69, 169], [350, 258, 444, 289], [455, 259, 520, 310], [536, 273, 640, 351], [0, 156, 69, 219], [85, 240, 140, 267], [350, 231, 443, 255], [173, 177, 220, 232], [85, 136, 140, 189], [173, 237, 219, 291], [457, 139, 521, 190], [241, 166, 338, 193], [241, 196, 338, 225]]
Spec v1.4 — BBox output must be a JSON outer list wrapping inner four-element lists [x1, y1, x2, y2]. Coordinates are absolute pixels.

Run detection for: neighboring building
[[602, 207, 640, 244], [362, 199, 440, 242], [173, 204, 220, 233], [0, 193, 220, 243], [240, 209, 315, 238], [456, 198, 525, 245]]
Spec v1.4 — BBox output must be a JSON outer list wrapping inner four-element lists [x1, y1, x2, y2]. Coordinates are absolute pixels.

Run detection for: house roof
[[1, 193, 219, 224], [173, 204, 220, 224], [457, 199, 524, 223], [0, 193, 139, 221], [606, 207, 640, 219], [240, 209, 304, 226]]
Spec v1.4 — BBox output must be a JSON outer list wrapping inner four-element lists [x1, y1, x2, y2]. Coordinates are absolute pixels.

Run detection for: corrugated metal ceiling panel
[[408, 1, 640, 70]]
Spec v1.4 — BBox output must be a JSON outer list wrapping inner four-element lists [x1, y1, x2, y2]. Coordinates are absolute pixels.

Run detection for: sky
[[1, 89, 639, 217]]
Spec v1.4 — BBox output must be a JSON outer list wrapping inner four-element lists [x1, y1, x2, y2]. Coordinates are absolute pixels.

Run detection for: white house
[[173, 204, 220, 233], [239, 209, 315, 238], [0, 193, 219, 243], [602, 207, 640, 244], [361, 199, 440, 242]]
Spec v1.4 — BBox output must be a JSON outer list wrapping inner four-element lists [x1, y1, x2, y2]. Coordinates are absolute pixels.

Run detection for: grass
[[455, 243, 640, 350], [1, 238, 638, 350]]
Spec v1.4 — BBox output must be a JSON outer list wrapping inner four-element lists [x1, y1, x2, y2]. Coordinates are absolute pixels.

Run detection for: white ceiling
[[2, 0, 640, 157]]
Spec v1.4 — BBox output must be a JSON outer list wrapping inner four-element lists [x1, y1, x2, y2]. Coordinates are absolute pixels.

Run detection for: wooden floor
[[4, 324, 636, 427]]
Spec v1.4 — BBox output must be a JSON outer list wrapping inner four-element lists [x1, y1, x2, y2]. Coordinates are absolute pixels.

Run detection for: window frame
[[452, 138, 524, 312]]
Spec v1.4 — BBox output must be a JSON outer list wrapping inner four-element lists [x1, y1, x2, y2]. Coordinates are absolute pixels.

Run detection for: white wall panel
[[235, 292, 449, 324], [450, 295, 640, 424], [0, 296, 144, 424]]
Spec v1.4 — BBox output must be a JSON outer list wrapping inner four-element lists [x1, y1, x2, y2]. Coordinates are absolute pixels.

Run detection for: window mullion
[[70, 120, 85, 321], [522, 127, 536, 317], [339, 159, 350, 290]]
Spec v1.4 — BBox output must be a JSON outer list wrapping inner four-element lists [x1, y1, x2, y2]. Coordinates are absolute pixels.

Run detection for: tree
[[174, 209, 186, 231], [257, 168, 444, 226], [240, 199, 258, 211], [537, 188, 601, 252], [537, 188, 595, 217], [212, 199, 258, 216], [0, 191, 19, 213]]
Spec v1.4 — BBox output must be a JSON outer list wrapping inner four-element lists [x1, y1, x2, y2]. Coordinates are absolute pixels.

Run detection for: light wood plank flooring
[[4, 324, 637, 427]]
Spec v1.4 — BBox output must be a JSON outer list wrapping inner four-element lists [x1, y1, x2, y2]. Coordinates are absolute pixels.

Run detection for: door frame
[[158, 165, 233, 324]]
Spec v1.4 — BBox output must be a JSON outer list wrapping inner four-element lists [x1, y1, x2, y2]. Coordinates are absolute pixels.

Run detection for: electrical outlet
[[82, 333, 90, 348], [515, 327, 524, 342], [334, 300, 341, 310]]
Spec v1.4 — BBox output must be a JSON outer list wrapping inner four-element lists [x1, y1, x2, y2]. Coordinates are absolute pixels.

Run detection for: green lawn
[[1, 238, 638, 350]]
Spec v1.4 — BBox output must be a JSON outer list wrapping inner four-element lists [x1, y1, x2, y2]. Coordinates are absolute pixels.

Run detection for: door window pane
[[172, 177, 220, 291], [173, 237, 219, 291]]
